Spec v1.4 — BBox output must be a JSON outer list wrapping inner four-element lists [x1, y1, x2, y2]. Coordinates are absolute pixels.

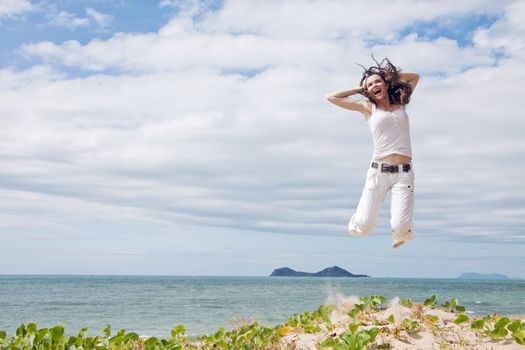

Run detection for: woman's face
[[365, 74, 388, 102]]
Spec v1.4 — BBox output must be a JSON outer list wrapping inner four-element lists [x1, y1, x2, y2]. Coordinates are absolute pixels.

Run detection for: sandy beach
[[279, 295, 525, 350]]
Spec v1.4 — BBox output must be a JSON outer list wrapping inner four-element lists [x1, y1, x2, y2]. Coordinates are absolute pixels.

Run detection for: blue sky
[[1, 0, 524, 278]]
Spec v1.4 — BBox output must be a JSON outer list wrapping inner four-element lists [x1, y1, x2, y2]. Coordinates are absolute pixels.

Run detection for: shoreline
[[3, 295, 525, 349]]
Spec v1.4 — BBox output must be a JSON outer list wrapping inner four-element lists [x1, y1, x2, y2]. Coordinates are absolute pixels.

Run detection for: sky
[[0, 0, 524, 278]]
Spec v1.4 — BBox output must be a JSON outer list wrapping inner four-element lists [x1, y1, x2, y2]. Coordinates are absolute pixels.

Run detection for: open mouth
[[372, 87, 382, 97]]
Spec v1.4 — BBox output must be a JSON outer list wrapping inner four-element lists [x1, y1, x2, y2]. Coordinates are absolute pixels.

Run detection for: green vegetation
[[1, 295, 524, 349]]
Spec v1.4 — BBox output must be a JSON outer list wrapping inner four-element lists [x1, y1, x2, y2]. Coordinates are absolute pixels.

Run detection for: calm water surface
[[1, 275, 524, 337]]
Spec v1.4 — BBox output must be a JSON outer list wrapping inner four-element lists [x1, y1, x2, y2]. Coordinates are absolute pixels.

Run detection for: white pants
[[347, 164, 415, 242]]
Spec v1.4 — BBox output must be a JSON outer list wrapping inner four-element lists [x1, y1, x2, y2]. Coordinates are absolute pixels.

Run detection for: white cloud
[[473, 0, 525, 58], [46, 7, 112, 30], [85, 7, 112, 29], [197, 0, 508, 39], [158, 0, 181, 8], [2, 0, 525, 258], [48, 10, 90, 29], [370, 34, 495, 74], [0, 0, 33, 18]]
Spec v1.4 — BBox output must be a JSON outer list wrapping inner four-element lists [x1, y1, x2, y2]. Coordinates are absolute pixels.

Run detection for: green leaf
[[26, 322, 37, 335], [16, 324, 26, 337], [401, 319, 417, 330], [356, 303, 367, 312], [342, 332, 356, 346], [400, 298, 413, 308], [78, 327, 88, 338], [388, 314, 395, 324], [110, 335, 124, 344], [123, 332, 139, 343], [36, 328, 49, 342], [0, 330, 6, 341], [145, 336, 158, 346], [67, 336, 78, 347], [85, 337, 95, 350], [358, 332, 371, 344], [455, 306, 466, 313], [348, 308, 360, 319], [513, 329, 525, 345], [368, 327, 380, 343], [334, 344, 349, 350], [494, 317, 511, 330], [424, 295, 437, 307], [370, 295, 385, 307], [349, 322, 360, 333], [489, 327, 508, 339], [321, 338, 339, 348], [507, 320, 523, 333], [454, 314, 469, 324], [100, 337, 110, 348], [103, 325, 111, 337], [51, 325, 65, 342], [471, 319, 486, 331], [171, 324, 186, 338]]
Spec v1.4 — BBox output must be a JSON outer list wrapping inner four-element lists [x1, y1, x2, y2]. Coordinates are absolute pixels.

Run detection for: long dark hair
[[359, 57, 413, 106]]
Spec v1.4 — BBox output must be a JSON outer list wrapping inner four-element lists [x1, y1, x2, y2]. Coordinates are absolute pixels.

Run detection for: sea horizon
[[1, 273, 522, 280]]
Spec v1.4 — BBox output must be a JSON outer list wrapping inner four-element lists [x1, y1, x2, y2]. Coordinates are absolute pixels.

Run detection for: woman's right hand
[[360, 82, 367, 94]]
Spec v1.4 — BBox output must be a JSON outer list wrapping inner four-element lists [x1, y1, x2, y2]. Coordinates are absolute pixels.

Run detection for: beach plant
[[400, 298, 413, 308], [508, 319, 525, 345], [321, 322, 380, 350], [348, 303, 368, 321], [423, 294, 438, 307], [286, 310, 319, 333], [440, 298, 466, 313], [312, 305, 337, 325], [490, 317, 511, 340], [361, 295, 385, 310], [470, 314, 517, 341], [399, 319, 418, 331], [0, 331, 6, 348], [283, 304, 337, 335], [198, 322, 280, 350], [453, 314, 469, 325], [424, 314, 440, 326], [358, 295, 385, 311]]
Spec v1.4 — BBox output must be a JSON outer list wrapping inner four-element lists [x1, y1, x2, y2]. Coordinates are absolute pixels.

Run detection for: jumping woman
[[327, 58, 419, 248]]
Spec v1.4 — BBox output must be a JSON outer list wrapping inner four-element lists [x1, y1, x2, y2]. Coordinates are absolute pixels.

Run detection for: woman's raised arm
[[399, 72, 419, 92], [326, 87, 371, 117]]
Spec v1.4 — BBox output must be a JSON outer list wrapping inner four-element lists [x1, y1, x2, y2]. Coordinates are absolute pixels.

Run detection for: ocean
[[1, 275, 524, 337]]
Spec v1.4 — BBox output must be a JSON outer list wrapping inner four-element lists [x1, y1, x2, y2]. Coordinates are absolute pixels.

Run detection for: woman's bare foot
[[392, 240, 405, 249]]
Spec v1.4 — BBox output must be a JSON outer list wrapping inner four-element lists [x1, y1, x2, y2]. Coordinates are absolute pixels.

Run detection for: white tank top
[[367, 104, 412, 160]]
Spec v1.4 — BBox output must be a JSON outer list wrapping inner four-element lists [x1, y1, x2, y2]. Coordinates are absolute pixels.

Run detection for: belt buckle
[[381, 164, 399, 173], [381, 164, 392, 173]]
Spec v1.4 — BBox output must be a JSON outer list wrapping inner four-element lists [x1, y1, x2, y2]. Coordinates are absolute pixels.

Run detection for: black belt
[[371, 162, 411, 173]]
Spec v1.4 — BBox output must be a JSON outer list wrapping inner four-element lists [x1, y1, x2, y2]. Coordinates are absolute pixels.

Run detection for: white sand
[[281, 297, 524, 350]]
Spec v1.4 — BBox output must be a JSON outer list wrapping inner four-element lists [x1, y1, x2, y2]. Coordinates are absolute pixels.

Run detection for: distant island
[[457, 272, 510, 280], [270, 266, 370, 277]]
